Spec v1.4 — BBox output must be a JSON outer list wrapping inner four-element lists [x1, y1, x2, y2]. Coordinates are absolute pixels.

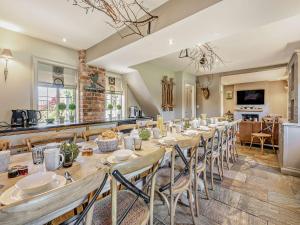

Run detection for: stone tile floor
[[153, 145, 300, 225]]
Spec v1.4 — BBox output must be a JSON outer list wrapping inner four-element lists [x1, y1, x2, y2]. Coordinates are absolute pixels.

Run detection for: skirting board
[[281, 167, 300, 177]]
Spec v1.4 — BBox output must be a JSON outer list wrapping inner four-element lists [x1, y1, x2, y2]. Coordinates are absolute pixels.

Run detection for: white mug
[[152, 128, 160, 139], [44, 148, 64, 171], [124, 136, 134, 150], [0, 150, 10, 172]]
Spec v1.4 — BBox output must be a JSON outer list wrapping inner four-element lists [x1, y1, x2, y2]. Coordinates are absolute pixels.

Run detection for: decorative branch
[[178, 43, 224, 72], [70, 0, 158, 38]]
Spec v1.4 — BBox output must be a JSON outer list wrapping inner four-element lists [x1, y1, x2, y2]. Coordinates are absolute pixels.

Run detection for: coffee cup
[[44, 148, 64, 171], [0, 150, 10, 172]]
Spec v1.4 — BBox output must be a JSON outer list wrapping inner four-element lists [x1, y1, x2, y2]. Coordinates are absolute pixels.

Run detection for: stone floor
[[153, 145, 300, 225]]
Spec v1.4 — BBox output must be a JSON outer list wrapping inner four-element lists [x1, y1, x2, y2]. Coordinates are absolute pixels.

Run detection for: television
[[236, 89, 264, 105]]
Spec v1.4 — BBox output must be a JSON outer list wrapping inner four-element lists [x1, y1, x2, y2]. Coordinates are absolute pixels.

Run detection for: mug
[[0, 150, 10, 172], [124, 136, 134, 150], [44, 148, 64, 171], [152, 128, 160, 139]]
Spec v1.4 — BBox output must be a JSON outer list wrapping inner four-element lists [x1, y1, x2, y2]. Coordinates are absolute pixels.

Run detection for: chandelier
[[71, 0, 158, 38], [178, 43, 223, 72]]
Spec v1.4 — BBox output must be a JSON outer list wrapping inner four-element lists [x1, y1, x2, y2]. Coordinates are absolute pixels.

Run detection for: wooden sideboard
[[239, 121, 279, 146]]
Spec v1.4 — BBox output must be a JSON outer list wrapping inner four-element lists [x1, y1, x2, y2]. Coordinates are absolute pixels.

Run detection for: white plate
[[198, 126, 210, 131], [158, 137, 177, 145], [16, 172, 56, 195], [107, 154, 138, 164], [112, 149, 133, 161], [183, 130, 199, 136], [0, 175, 66, 205]]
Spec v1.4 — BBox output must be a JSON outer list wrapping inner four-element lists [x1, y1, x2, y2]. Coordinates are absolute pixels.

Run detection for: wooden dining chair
[[156, 135, 201, 225], [194, 133, 212, 207], [25, 131, 77, 151], [82, 127, 111, 141], [0, 170, 107, 225], [114, 124, 137, 133], [0, 139, 10, 151], [145, 120, 157, 128], [92, 148, 165, 225], [250, 118, 275, 154], [207, 127, 223, 190]]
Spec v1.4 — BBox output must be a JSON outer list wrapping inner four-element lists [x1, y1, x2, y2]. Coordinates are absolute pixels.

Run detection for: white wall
[[0, 28, 78, 123]]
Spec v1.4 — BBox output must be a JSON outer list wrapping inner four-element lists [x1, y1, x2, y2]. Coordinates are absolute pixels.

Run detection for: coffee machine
[[26, 110, 42, 125], [11, 110, 27, 127]]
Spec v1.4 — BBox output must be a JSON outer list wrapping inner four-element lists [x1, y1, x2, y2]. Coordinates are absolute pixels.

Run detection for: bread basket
[[94, 138, 118, 153]]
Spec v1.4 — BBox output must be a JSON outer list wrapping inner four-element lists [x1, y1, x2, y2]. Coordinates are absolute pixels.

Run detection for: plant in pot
[[139, 128, 151, 141], [107, 104, 113, 120], [69, 103, 76, 123], [116, 104, 122, 119], [58, 103, 67, 123], [60, 142, 79, 168]]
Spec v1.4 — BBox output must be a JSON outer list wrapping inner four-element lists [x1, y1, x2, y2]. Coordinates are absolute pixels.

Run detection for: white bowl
[[15, 172, 57, 195], [112, 149, 133, 161]]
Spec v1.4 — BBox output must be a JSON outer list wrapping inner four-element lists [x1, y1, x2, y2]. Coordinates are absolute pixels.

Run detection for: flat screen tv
[[237, 89, 264, 105]]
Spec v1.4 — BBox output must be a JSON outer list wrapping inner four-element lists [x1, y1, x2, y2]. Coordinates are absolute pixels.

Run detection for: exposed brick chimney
[[78, 50, 106, 122]]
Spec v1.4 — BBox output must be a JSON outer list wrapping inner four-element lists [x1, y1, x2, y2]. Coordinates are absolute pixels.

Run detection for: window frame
[[33, 57, 78, 122]]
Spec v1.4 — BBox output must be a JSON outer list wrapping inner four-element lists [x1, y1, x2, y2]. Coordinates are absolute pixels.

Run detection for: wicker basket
[[94, 138, 118, 153]]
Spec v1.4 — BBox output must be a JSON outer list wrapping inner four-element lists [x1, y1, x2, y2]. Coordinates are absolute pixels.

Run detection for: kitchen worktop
[[0, 117, 151, 135]]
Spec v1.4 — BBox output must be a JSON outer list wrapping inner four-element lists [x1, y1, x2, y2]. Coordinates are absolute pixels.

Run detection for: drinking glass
[[134, 138, 142, 151], [32, 146, 45, 165]]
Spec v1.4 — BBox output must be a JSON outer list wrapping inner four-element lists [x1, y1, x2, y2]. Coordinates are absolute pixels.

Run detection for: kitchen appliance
[[11, 110, 27, 127], [26, 110, 42, 126], [129, 106, 139, 118]]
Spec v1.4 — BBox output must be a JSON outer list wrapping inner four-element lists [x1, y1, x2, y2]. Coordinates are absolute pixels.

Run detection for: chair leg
[[271, 138, 276, 153], [194, 171, 199, 217], [225, 146, 230, 169], [221, 150, 224, 176], [210, 158, 214, 190], [260, 137, 265, 154], [188, 187, 197, 225], [250, 135, 254, 149], [203, 170, 209, 200], [217, 157, 223, 181]]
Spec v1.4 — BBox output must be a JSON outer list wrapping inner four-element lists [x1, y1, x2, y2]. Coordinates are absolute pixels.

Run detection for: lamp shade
[[0, 49, 13, 59]]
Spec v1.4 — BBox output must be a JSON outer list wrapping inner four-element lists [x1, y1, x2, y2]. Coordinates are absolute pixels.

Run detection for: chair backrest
[[145, 120, 157, 128], [82, 127, 110, 141], [110, 148, 165, 225], [114, 124, 137, 132], [25, 132, 77, 151], [0, 140, 10, 151], [0, 170, 107, 225], [261, 117, 275, 135]]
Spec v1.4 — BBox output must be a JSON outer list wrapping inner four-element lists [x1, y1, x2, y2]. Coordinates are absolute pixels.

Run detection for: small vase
[[69, 115, 75, 123], [62, 151, 74, 168], [59, 116, 65, 124]]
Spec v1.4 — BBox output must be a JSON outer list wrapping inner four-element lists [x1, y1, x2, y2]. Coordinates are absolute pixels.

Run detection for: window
[[105, 73, 125, 120], [36, 62, 77, 122]]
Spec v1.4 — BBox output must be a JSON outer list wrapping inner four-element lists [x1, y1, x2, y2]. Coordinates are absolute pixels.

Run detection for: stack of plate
[[0, 172, 66, 205]]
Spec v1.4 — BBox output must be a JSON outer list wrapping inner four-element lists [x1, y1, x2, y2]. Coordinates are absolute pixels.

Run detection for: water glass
[[152, 128, 160, 139], [134, 138, 142, 151], [32, 146, 45, 165], [124, 136, 134, 150], [0, 150, 10, 172]]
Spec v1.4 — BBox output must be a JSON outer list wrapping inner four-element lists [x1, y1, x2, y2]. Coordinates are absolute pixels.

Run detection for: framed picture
[[226, 91, 233, 99], [108, 77, 115, 85]]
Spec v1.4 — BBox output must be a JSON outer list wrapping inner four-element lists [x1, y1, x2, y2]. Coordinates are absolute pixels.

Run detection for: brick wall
[[78, 50, 106, 122]]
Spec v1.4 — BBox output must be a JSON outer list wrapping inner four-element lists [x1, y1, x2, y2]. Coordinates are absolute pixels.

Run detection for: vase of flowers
[[69, 103, 76, 123], [107, 104, 113, 120], [116, 104, 122, 119], [58, 103, 66, 124], [60, 142, 79, 168]]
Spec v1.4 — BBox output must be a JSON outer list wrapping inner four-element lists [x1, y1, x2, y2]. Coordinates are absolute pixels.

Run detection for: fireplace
[[242, 114, 259, 121]]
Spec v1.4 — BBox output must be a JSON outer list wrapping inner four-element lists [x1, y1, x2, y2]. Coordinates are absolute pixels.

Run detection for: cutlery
[[64, 171, 74, 183]]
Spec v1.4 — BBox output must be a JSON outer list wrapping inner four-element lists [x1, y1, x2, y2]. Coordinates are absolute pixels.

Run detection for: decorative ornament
[[178, 43, 223, 72], [71, 0, 158, 38]]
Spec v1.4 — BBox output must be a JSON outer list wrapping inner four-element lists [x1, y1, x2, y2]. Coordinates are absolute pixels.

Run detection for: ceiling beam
[[86, 0, 221, 63]]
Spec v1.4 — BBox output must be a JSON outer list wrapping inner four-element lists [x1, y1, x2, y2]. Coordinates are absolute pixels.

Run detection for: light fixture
[[62, 38, 67, 43], [0, 49, 13, 82], [169, 39, 174, 45]]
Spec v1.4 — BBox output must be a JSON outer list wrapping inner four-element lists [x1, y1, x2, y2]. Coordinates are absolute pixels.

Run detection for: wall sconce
[[0, 49, 13, 82]]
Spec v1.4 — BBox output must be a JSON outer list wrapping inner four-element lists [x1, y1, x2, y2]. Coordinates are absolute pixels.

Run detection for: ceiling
[[149, 14, 300, 75], [89, 0, 300, 74], [0, 0, 168, 49]]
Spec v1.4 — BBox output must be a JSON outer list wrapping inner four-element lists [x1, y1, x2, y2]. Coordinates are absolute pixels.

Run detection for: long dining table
[[0, 129, 211, 225]]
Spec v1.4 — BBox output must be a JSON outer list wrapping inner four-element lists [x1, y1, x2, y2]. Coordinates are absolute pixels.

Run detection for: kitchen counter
[[0, 117, 151, 136]]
